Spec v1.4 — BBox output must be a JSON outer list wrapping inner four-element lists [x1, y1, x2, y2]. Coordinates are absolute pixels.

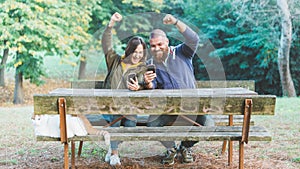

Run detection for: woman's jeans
[[103, 115, 137, 150]]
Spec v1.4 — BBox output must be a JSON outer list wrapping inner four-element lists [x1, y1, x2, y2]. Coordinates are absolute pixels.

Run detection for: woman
[[101, 12, 148, 166]]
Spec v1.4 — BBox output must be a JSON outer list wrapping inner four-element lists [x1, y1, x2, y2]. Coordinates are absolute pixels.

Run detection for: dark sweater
[[150, 27, 200, 89]]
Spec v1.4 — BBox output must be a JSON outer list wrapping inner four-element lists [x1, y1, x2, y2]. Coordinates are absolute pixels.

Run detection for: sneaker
[[180, 146, 193, 163], [104, 147, 111, 162], [110, 154, 121, 166], [161, 148, 177, 165]]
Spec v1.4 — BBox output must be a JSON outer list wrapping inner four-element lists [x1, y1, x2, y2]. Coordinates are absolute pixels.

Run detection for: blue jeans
[[103, 115, 137, 150], [147, 115, 215, 148]]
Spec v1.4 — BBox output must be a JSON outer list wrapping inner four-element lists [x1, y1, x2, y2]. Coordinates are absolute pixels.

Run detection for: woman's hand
[[108, 12, 122, 27], [127, 77, 140, 91]]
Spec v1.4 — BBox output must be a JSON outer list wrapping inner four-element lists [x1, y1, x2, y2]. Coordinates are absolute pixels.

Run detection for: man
[[144, 14, 215, 165]]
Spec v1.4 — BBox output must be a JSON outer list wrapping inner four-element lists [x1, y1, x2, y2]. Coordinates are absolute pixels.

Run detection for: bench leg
[[63, 143, 69, 169], [71, 141, 75, 169], [58, 98, 70, 169], [78, 141, 83, 157], [221, 140, 227, 155], [239, 141, 244, 169], [228, 115, 234, 165], [238, 99, 252, 169], [228, 140, 233, 166]]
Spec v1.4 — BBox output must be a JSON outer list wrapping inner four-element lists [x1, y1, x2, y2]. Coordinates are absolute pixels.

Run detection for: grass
[[77, 142, 107, 159], [0, 159, 18, 165], [253, 97, 300, 166], [5, 52, 107, 82], [292, 157, 300, 163], [42, 54, 107, 80], [1, 41, 298, 168], [0, 97, 299, 168]]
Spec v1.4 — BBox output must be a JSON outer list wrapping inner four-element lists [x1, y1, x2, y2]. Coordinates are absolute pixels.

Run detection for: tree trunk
[[277, 0, 296, 97], [0, 48, 9, 86], [13, 70, 24, 104], [13, 52, 24, 104], [78, 56, 87, 80]]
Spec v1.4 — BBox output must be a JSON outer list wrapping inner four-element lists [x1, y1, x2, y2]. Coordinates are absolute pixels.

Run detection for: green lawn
[[0, 97, 299, 168]]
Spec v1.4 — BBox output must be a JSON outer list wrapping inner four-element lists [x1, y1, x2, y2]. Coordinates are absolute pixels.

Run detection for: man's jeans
[[147, 115, 215, 148]]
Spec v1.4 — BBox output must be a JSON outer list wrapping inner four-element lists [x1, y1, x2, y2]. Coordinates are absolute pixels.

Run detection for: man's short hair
[[149, 29, 167, 39]]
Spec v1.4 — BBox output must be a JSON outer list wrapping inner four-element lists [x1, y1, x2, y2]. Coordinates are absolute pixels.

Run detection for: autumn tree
[[0, 0, 93, 104]]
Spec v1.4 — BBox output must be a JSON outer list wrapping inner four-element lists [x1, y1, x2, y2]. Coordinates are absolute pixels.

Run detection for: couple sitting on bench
[[33, 12, 215, 167], [98, 12, 215, 166]]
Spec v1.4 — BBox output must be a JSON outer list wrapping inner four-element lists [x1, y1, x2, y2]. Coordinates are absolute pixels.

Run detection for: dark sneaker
[[161, 148, 177, 165], [180, 146, 193, 163]]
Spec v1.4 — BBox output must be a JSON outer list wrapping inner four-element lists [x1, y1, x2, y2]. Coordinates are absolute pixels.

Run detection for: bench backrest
[[71, 80, 255, 91]]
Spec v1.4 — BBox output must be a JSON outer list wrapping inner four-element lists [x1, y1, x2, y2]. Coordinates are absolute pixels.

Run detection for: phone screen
[[127, 73, 136, 84]]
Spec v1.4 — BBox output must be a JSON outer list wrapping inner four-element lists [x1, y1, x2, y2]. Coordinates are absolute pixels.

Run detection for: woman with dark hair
[[101, 12, 152, 166]]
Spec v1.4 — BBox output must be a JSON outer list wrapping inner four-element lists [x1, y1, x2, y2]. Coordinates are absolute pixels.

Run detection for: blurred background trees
[[1, 0, 299, 104]]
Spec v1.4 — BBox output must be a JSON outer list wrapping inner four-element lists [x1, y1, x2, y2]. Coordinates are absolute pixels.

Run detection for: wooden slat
[[36, 126, 271, 142], [196, 80, 255, 91], [33, 89, 276, 116], [71, 81, 104, 89], [37, 131, 271, 142], [93, 126, 269, 133], [88, 115, 255, 126], [70, 80, 255, 91]]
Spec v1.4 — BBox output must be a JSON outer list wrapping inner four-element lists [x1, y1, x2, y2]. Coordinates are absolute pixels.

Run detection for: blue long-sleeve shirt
[[150, 27, 200, 89]]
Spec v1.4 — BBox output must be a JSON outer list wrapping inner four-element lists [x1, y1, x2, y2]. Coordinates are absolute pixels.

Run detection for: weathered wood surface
[[71, 80, 255, 91], [34, 88, 276, 115], [196, 80, 255, 91], [88, 115, 254, 126], [71, 80, 105, 89], [36, 126, 271, 142]]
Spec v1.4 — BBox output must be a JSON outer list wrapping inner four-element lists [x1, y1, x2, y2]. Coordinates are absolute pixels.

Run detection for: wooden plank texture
[[34, 88, 275, 116], [87, 115, 254, 126], [196, 80, 255, 91], [36, 126, 271, 142], [71, 80, 255, 91]]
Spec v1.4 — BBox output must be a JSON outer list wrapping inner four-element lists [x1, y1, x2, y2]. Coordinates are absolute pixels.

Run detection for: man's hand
[[163, 14, 176, 25], [162, 14, 186, 33], [144, 71, 156, 88]]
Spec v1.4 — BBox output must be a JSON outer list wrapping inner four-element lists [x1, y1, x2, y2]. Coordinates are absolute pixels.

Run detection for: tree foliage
[[1, 0, 300, 97], [0, 0, 94, 85], [182, 0, 299, 96]]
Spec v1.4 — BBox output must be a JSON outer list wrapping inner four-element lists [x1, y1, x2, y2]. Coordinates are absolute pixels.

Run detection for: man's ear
[[165, 38, 169, 46]]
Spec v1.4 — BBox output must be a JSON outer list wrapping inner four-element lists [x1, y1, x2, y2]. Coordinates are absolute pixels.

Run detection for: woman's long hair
[[123, 36, 147, 63]]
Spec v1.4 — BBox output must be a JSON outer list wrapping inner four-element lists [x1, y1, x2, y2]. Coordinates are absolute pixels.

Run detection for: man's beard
[[152, 50, 167, 62]]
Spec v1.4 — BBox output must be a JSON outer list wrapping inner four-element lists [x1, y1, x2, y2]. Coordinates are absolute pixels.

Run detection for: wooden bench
[[33, 87, 275, 169], [71, 80, 256, 126], [71, 80, 255, 91]]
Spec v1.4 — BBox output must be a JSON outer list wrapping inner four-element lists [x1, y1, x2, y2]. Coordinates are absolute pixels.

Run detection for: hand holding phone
[[147, 64, 156, 73], [127, 73, 137, 84]]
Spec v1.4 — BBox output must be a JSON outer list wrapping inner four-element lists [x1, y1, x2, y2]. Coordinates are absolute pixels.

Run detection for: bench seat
[[88, 115, 255, 126], [37, 126, 271, 142]]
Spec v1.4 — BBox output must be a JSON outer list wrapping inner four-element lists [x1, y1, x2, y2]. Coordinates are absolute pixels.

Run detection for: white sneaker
[[104, 147, 111, 163], [110, 154, 121, 166]]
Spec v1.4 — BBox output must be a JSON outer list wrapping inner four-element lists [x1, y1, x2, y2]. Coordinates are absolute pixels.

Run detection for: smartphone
[[127, 73, 137, 84], [147, 64, 156, 73]]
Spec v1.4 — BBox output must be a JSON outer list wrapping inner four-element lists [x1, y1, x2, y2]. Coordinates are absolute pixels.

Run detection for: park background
[[0, 0, 300, 168]]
